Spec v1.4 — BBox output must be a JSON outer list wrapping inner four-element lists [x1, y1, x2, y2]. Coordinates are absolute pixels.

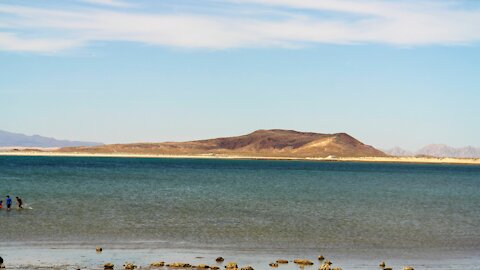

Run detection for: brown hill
[[57, 129, 386, 158]]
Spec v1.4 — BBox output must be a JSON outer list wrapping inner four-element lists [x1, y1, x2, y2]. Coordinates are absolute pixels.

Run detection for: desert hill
[[58, 129, 386, 158]]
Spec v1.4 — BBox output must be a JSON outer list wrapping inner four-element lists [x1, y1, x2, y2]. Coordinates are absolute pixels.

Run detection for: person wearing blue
[[6, 195, 12, 210]]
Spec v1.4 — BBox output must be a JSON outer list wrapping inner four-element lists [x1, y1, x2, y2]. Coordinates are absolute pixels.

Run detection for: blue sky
[[0, 0, 479, 150]]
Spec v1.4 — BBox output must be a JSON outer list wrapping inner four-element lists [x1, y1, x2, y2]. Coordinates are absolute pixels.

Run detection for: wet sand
[[1, 245, 479, 270]]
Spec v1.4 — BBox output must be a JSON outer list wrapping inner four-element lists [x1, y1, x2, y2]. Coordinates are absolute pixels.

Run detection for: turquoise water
[[0, 156, 479, 269]]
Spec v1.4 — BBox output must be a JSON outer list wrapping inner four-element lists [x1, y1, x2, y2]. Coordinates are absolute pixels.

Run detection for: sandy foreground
[[1, 151, 479, 165], [3, 245, 472, 270]]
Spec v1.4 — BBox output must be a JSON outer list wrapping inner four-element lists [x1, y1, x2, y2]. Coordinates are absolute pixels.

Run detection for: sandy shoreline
[[1, 245, 478, 270], [1, 151, 479, 165]]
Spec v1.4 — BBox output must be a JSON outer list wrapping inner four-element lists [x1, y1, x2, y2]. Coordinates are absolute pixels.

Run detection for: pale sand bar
[[1, 151, 479, 165]]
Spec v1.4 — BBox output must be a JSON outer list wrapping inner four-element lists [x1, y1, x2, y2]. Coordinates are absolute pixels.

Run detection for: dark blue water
[[0, 156, 479, 256]]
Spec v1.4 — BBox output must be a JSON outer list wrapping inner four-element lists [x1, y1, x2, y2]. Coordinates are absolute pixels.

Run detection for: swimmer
[[16, 196, 23, 209]]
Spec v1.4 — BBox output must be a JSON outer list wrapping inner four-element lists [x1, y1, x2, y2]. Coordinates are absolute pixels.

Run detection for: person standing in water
[[0, 200, 3, 209], [6, 195, 12, 210], [16, 196, 23, 209]]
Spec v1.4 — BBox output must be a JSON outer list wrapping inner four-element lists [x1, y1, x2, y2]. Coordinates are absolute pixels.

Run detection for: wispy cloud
[[0, 32, 82, 52], [0, 0, 479, 53], [79, 0, 133, 8]]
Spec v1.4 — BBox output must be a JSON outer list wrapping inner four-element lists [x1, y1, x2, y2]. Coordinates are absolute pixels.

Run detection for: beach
[[1, 150, 479, 165], [1, 245, 478, 270]]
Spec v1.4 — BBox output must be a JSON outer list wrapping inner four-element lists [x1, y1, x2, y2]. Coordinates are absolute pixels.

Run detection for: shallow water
[[0, 156, 479, 269]]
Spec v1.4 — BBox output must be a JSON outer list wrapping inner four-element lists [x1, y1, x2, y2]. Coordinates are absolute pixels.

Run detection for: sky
[[0, 0, 479, 150]]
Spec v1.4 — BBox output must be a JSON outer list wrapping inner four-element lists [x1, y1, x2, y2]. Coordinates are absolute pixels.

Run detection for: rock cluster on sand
[[380, 262, 393, 270], [151, 261, 165, 267], [293, 259, 314, 265], [319, 260, 332, 270], [224, 262, 238, 269], [167, 262, 192, 267], [96, 255, 410, 270], [123, 262, 137, 269]]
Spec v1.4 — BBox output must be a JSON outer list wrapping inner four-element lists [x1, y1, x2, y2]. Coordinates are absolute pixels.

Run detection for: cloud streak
[[80, 0, 134, 8], [0, 0, 479, 53]]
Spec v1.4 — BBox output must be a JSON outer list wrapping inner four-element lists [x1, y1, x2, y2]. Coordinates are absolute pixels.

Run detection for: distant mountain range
[[58, 129, 387, 158], [3, 128, 477, 158], [384, 144, 480, 158], [0, 130, 102, 148]]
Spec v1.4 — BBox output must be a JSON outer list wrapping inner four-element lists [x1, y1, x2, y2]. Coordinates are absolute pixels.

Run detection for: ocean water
[[0, 156, 479, 269]]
